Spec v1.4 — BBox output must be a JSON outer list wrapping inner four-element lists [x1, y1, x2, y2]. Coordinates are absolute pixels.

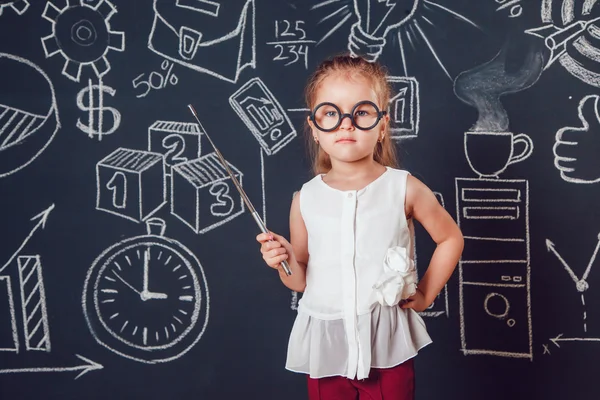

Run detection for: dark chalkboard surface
[[0, 0, 599, 399]]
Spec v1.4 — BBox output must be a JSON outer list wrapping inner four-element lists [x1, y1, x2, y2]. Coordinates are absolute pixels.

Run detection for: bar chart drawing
[[17, 255, 51, 352], [0, 276, 18, 352], [0, 205, 54, 354]]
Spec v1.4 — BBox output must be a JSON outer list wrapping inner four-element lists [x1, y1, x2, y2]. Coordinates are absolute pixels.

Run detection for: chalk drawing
[[464, 131, 533, 179], [41, 0, 125, 82], [269, 20, 316, 69], [96, 148, 166, 223], [133, 60, 179, 98], [17, 256, 51, 352], [553, 94, 600, 184], [0, 0, 29, 16], [229, 77, 297, 156], [0, 276, 18, 352], [454, 42, 543, 134], [456, 178, 532, 359], [0, 205, 54, 355], [229, 77, 296, 222], [76, 78, 121, 141], [311, 0, 479, 79], [526, 0, 600, 87], [0, 354, 103, 379], [148, 120, 203, 176], [387, 76, 420, 139], [0, 53, 60, 179], [171, 152, 245, 234], [546, 234, 600, 333], [83, 218, 209, 363], [493, 0, 523, 18], [148, 0, 256, 83]]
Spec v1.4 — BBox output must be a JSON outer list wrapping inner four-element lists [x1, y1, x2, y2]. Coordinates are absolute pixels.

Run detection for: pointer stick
[[187, 104, 293, 276]]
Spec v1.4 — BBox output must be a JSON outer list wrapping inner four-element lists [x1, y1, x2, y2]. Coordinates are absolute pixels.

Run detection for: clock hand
[[142, 248, 149, 293], [113, 271, 142, 295], [144, 292, 168, 300], [139, 248, 168, 301]]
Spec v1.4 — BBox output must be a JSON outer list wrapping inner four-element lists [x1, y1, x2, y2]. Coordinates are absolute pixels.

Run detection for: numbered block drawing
[[229, 77, 296, 155], [0, 276, 18, 352], [148, 120, 203, 175], [41, 0, 125, 82], [148, 0, 255, 83], [456, 178, 532, 359], [0, 53, 59, 179], [17, 255, 50, 352], [96, 148, 166, 223], [388, 76, 419, 139], [0, 0, 29, 16], [171, 152, 245, 234]]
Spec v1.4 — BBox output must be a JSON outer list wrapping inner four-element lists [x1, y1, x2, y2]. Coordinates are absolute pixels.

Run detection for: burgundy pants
[[307, 359, 415, 400]]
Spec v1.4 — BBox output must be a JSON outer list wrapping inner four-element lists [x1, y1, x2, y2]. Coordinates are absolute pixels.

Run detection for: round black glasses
[[309, 100, 387, 132]]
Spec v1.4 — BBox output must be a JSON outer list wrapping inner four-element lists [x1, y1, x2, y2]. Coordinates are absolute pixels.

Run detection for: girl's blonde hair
[[304, 53, 399, 175]]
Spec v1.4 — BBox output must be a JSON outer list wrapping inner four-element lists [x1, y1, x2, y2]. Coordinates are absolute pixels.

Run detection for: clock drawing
[[83, 218, 209, 363]]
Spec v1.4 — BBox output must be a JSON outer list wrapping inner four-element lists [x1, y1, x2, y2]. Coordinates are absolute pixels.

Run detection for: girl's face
[[308, 73, 388, 167]]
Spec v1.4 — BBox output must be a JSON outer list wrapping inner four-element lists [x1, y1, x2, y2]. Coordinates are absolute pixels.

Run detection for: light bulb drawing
[[311, 0, 480, 78], [353, 0, 420, 38]]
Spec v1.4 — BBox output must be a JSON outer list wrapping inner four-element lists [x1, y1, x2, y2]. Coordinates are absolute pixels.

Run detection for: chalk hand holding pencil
[[187, 104, 293, 276]]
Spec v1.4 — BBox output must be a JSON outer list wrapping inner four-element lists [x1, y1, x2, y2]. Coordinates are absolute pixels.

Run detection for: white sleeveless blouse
[[286, 167, 432, 380]]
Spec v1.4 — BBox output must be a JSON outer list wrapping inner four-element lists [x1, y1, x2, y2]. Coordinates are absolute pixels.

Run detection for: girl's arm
[[256, 191, 308, 292], [401, 175, 464, 311]]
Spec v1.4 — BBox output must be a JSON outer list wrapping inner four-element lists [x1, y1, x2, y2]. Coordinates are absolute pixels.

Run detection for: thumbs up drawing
[[553, 95, 600, 184]]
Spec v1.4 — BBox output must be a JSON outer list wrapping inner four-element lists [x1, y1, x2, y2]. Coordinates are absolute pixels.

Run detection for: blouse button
[[347, 193, 353, 198]]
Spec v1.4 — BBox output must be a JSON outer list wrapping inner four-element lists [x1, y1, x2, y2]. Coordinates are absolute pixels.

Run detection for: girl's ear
[[383, 111, 390, 126], [307, 115, 316, 131]]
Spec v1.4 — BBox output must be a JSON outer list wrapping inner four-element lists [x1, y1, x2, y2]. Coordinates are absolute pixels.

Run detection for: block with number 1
[[96, 148, 166, 222]]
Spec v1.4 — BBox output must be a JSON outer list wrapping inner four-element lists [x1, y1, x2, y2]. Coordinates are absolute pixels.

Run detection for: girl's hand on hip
[[256, 232, 294, 271], [400, 289, 429, 312]]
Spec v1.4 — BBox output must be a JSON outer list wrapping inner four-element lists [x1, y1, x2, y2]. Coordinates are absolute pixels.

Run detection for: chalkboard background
[[0, 0, 599, 399]]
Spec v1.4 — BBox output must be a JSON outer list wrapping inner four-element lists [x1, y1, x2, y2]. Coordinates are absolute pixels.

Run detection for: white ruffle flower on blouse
[[372, 246, 418, 307]]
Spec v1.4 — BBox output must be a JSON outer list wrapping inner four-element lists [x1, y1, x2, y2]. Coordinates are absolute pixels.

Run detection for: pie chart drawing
[[0, 53, 60, 178]]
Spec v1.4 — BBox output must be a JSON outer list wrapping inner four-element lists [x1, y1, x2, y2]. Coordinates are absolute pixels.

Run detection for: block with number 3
[[171, 152, 245, 234]]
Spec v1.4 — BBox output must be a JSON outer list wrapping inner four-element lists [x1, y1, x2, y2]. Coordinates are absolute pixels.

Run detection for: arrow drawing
[[0, 354, 103, 379], [550, 333, 600, 348], [0, 204, 55, 275], [547, 234, 600, 332]]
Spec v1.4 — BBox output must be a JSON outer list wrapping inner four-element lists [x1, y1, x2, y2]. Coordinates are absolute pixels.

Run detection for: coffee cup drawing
[[465, 131, 534, 178]]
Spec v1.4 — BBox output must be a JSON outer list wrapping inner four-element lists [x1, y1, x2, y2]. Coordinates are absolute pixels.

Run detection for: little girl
[[257, 54, 464, 399]]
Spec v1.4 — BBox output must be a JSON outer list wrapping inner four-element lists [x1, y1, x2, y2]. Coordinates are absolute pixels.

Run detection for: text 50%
[[133, 60, 179, 98]]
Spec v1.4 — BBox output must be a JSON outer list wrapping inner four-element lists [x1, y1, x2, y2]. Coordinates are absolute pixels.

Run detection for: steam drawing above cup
[[453, 40, 544, 133], [453, 40, 543, 178]]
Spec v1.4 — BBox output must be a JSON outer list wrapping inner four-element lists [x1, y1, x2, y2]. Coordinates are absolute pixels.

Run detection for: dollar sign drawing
[[76, 78, 121, 140]]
